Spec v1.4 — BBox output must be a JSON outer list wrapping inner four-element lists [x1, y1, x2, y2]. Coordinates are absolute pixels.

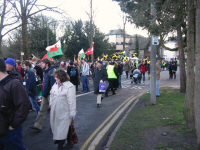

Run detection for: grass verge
[[110, 87, 197, 150]]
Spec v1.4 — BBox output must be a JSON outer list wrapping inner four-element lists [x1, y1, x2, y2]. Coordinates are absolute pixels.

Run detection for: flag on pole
[[78, 49, 85, 60], [46, 41, 63, 58], [85, 45, 93, 55]]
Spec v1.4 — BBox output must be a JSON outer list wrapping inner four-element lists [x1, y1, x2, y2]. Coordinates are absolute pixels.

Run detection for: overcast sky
[[43, 0, 149, 37]]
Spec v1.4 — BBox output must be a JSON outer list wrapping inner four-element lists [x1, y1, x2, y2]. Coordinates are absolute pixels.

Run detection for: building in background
[[105, 29, 134, 51]]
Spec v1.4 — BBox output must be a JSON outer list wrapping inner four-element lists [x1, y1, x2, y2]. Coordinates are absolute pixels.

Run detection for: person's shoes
[[81, 90, 87, 93], [156, 95, 160, 97], [105, 94, 109, 97], [30, 126, 41, 131], [87, 90, 90, 92], [97, 104, 101, 107], [64, 142, 74, 148], [112, 92, 116, 95], [101, 97, 103, 101]]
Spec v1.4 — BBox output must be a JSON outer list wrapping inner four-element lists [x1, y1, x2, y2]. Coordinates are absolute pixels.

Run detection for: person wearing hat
[[93, 61, 107, 107], [5, 58, 23, 84]]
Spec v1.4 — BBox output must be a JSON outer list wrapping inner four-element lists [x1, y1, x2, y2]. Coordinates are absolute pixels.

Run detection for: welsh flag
[[42, 54, 52, 61], [78, 49, 85, 60], [85, 45, 93, 55], [46, 41, 63, 58]]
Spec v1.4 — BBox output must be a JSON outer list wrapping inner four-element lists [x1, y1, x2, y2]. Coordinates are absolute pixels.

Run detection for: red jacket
[[16, 65, 24, 78], [139, 65, 146, 73]]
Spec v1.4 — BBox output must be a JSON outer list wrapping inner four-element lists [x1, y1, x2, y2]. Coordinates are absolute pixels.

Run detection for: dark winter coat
[[24, 70, 37, 97], [42, 66, 56, 98], [146, 64, 150, 72], [117, 65, 122, 75], [7, 68, 23, 84], [34, 65, 43, 82], [93, 66, 107, 94], [171, 64, 177, 71], [0, 75, 30, 136], [67, 66, 79, 86]]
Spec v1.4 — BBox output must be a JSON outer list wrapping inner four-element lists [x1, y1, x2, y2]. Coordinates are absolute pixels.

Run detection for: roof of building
[[130, 37, 150, 50], [105, 29, 130, 36]]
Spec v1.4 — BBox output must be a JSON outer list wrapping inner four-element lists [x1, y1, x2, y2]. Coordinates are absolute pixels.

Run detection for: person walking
[[168, 61, 173, 79], [171, 62, 177, 79], [67, 61, 79, 91], [146, 60, 150, 76], [117, 62, 123, 88], [124, 61, 130, 79], [93, 61, 108, 107], [50, 69, 76, 150], [105, 62, 118, 97], [0, 58, 30, 150], [23, 61, 40, 114], [139, 61, 147, 83], [30, 59, 55, 131], [81, 59, 90, 92], [16, 61, 25, 79], [156, 61, 162, 97]]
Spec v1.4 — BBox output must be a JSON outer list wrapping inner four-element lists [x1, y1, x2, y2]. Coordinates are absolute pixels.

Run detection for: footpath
[[105, 71, 198, 150]]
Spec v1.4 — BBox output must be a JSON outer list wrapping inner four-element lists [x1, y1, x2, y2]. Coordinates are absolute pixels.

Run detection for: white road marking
[[88, 97, 139, 150], [76, 91, 94, 97]]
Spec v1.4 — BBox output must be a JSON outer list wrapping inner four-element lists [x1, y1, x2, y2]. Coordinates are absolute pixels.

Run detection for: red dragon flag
[[85, 45, 94, 55], [46, 41, 63, 58]]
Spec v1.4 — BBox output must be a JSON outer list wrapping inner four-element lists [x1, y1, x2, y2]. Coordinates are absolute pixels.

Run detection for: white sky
[[42, 0, 149, 37]]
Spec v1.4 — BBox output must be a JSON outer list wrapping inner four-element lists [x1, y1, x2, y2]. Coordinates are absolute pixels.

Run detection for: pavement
[[22, 68, 180, 150]]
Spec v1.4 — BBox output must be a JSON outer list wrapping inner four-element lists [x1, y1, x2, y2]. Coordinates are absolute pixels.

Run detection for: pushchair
[[131, 69, 142, 84]]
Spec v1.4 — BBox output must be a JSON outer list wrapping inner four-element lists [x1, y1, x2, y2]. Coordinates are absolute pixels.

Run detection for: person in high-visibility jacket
[[162, 61, 166, 70], [105, 62, 118, 97]]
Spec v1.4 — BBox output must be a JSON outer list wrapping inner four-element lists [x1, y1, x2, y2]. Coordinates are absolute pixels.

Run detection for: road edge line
[[80, 95, 135, 150], [104, 90, 149, 150]]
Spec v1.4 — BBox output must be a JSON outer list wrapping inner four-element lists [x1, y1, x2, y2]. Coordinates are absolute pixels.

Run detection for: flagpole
[[91, 42, 94, 61]]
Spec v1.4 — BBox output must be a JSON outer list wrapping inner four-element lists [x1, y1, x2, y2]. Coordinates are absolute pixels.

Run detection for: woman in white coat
[[50, 69, 76, 150]]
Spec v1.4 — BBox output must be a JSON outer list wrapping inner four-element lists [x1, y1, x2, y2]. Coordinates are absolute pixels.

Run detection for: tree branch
[[2, 24, 22, 37]]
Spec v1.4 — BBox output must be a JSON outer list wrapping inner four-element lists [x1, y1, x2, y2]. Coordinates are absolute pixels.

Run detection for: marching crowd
[[0, 57, 177, 150]]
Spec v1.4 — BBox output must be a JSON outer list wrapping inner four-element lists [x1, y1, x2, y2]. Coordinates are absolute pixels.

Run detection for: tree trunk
[[0, 36, 2, 57], [195, 0, 200, 147], [22, 13, 28, 60], [0, 0, 6, 57], [183, 0, 195, 130], [176, 24, 186, 93]]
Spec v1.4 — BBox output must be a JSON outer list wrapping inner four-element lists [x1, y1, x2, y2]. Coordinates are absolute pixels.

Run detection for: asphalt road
[[22, 68, 180, 150]]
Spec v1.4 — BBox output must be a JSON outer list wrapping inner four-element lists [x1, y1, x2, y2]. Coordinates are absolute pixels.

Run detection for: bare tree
[[117, 12, 127, 53], [85, 0, 95, 61], [195, 0, 200, 147], [10, 0, 62, 59], [183, 0, 195, 130], [0, 0, 20, 57]]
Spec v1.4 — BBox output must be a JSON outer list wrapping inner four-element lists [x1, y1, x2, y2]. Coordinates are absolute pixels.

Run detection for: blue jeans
[[156, 80, 160, 96], [29, 96, 40, 114], [118, 75, 122, 87], [83, 75, 90, 91], [125, 71, 128, 78], [0, 125, 26, 150], [142, 73, 145, 81]]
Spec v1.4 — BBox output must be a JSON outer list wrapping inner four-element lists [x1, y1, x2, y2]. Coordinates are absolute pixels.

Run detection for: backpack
[[70, 68, 76, 77]]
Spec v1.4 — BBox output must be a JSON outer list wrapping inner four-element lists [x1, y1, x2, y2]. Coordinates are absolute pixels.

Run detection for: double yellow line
[[80, 95, 136, 150]]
